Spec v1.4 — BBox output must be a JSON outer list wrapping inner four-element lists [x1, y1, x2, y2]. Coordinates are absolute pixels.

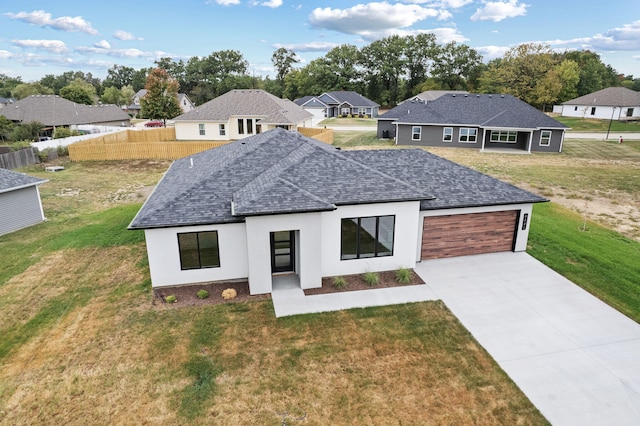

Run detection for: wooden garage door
[[421, 211, 518, 260]]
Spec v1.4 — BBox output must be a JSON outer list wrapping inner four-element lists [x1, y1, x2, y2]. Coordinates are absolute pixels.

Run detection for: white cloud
[[95, 40, 111, 49], [544, 20, 640, 52], [272, 41, 340, 52], [309, 2, 444, 37], [0, 50, 14, 59], [470, 1, 528, 22], [209, 0, 240, 5], [75, 45, 171, 61], [4, 10, 98, 34], [257, 0, 283, 7], [113, 30, 143, 41], [12, 39, 68, 53], [401, 0, 472, 7], [475, 45, 510, 60]]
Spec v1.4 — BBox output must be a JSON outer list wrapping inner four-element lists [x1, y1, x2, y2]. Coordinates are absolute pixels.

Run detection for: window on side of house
[[219, 124, 226, 136], [178, 231, 220, 270], [591, 107, 596, 115], [490, 130, 517, 143], [459, 128, 477, 143], [247, 118, 253, 134], [198, 123, 205, 136], [238, 118, 244, 134], [340, 215, 395, 260], [539, 130, 552, 147], [627, 108, 634, 117], [412, 126, 421, 141], [443, 127, 453, 142]]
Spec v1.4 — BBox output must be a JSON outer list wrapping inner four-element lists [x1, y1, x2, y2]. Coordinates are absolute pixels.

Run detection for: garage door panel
[[421, 211, 518, 260]]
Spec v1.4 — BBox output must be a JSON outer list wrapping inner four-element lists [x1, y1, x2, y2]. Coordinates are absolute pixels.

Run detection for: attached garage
[[421, 210, 519, 260]]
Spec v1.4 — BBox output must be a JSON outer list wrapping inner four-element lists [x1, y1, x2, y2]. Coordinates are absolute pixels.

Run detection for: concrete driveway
[[415, 252, 640, 426]]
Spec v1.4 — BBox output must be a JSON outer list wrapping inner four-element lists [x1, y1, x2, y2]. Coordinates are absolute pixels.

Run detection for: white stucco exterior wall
[[320, 201, 421, 277], [175, 121, 230, 141], [559, 105, 639, 121], [144, 222, 249, 288], [417, 204, 535, 260], [245, 212, 322, 295]]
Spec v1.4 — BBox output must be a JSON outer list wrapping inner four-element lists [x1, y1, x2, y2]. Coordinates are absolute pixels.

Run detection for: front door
[[271, 231, 295, 273]]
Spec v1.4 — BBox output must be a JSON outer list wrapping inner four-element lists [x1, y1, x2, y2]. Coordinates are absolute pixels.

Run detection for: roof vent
[[476, 94, 480, 97], [501, 94, 504, 98], [464, 94, 468, 97], [452, 94, 456, 97]]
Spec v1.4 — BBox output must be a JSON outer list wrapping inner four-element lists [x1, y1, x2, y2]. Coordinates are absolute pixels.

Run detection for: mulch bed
[[152, 269, 425, 307], [304, 269, 425, 296], [152, 280, 270, 308]]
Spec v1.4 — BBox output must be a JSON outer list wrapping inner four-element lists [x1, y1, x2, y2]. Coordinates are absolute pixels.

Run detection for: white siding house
[[554, 87, 640, 121]]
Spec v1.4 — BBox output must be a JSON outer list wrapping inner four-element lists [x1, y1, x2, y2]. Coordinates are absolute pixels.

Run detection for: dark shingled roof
[[0, 95, 130, 126], [0, 168, 47, 194], [129, 128, 546, 230], [385, 93, 568, 130], [320, 91, 379, 108]]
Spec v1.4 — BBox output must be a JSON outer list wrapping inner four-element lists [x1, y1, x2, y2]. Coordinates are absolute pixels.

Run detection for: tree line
[[1, 35, 638, 113]]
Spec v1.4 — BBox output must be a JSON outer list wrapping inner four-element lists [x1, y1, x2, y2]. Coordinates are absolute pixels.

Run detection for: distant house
[[0, 168, 47, 236], [173, 89, 313, 141], [294, 91, 379, 124], [129, 128, 545, 295], [553, 87, 640, 121], [0, 95, 131, 135], [403, 90, 469, 103], [124, 89, 195, 118], [378, 93, 568, 153], [0, 97, 15, 109]]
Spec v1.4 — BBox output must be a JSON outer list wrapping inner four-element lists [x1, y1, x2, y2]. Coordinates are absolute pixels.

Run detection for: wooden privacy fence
[[69, 127, 334, 161], [298, 127, 334, 144], [0, 147, 39, 169]]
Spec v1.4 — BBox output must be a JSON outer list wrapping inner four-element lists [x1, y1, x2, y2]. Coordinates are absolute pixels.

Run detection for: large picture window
[[459, 128, 477, 143], [490, 130, 517, 143], [178, 231, 220, 270], [341, 215, 395, 260]]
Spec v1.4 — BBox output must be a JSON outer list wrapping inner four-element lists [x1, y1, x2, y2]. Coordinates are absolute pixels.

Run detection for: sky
[[1, 0, 639, 83]]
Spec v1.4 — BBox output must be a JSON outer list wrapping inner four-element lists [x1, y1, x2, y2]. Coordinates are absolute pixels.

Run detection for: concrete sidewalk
[[416, 252, 640, 426]]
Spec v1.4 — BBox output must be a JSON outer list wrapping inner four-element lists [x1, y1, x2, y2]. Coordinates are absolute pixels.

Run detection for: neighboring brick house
[[129, 128, 546, 295], [378, 93, 568, 153]]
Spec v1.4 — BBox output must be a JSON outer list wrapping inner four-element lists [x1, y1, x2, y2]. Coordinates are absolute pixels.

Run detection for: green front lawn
[[554, 116, 640, 132]]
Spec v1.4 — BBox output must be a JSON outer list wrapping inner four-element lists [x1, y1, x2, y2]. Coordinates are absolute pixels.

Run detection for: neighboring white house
[[124, 89, 195, 118], [0, 168, 47, 236], [553, 87, 640, 121], [172, 89, 313, 141], [129, 128, 545, 296]]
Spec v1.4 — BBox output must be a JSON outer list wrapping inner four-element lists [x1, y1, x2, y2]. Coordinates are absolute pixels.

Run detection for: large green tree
[[103, 65, 136, 89], [140, 68, 182, 122], [59, 78, 96, 105], [0, 116, 15, 142], [0, 74, 22, 98], [403, 33, 438, 97], [430, 42, 483, 90], [11, 83, 53, 99], [271, 47, 299, 96], [359, 35, 408, 106]]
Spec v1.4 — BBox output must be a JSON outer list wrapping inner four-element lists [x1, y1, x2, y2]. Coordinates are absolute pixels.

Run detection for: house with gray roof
[[378, 93, 569, 152], [0, 95, 131, 135], [172, 89, 312, 141], [0, 168, 47, 236], [294, 91, 379, 124], [553, 87, 640, 121], [129, 128, 545, 295], [404, 90, 469, 103]]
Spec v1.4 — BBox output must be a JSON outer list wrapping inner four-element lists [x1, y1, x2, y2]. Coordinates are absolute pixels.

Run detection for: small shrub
[[221, 288, 237, 300], [333, 276, 347, 289], [362, 271, 379, 287], [57, 145, 69, 156], [196, 289, 209, 299], [165, 295, 177, 303], [395, 267, 411, 284]]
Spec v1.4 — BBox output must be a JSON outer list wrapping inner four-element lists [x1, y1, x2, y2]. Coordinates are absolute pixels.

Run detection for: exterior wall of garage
[[416, 204, 534, 261]]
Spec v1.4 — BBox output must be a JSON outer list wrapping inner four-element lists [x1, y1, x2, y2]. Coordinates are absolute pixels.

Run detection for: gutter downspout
[[480, 127, 486, 152], [395, 122, 398, 145], [528, 130, 533, 153]]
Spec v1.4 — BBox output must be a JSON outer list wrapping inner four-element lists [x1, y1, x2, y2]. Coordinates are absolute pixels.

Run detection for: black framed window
[[178, 231, 220, 270], [341, 215, 395, 260], [238, 118, 244, 134]]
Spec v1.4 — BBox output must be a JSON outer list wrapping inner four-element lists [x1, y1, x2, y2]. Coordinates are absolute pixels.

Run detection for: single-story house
[[0, 97, 15, 109], [294, 91, 379, 123], [173, 89, 313, 141], [124, 89, 195, 118], [129, 128, 546, 295], [378, 93, 569, 153], [0, 168, 47, 236], [0, 95, 131, 136], [552, 87, 640, 121]]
